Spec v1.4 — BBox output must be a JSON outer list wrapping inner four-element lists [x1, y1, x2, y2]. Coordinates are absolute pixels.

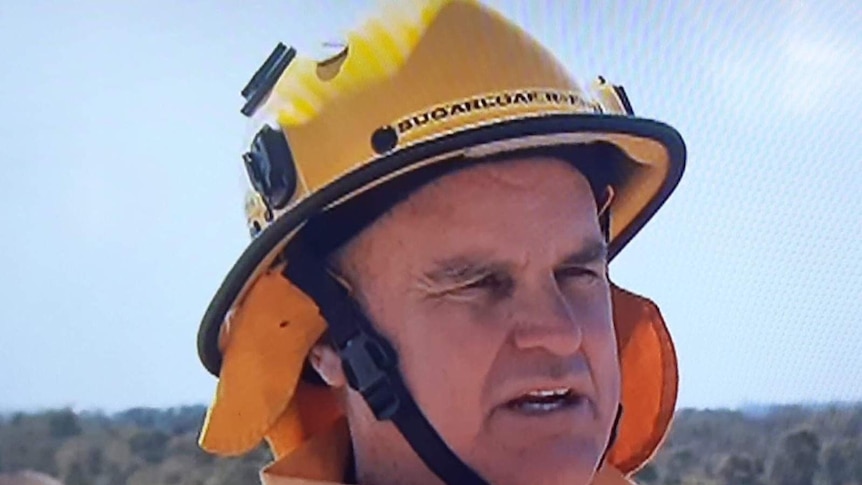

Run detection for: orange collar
[[261, 418, 351, 484], [260, 419, 637, 485]]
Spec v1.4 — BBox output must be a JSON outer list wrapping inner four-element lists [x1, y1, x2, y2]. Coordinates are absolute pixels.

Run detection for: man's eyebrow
[[561, 239, 609, 266], [421, 241, 607, 283], [422, 256, 502, 285]]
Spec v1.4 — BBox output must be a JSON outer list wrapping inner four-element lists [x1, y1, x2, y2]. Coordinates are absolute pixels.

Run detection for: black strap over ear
[[283, 250, 490, 485]]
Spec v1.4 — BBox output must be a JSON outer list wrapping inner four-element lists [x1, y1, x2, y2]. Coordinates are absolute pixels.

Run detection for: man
[[196, 1, 684, 484]]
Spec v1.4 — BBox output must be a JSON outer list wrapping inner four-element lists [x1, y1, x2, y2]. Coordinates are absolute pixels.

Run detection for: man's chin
[[474, 438, 602, 485]]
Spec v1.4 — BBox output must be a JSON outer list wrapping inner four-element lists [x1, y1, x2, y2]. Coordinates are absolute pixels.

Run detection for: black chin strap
[[284, 253, 490, 485]]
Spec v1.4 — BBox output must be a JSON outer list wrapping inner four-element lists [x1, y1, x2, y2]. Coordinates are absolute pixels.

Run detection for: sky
[[0, 0, 860, 413]]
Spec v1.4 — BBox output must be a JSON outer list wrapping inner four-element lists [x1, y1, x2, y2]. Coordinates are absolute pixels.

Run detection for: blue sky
[[0, 0, 859, 413]]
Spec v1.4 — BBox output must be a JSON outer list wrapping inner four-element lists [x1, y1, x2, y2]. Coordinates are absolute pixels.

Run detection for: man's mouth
[[504, 388, 585, 414]]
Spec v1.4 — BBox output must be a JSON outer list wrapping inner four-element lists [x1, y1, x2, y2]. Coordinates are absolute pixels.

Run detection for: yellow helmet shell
[[199, 0, 684, 477]]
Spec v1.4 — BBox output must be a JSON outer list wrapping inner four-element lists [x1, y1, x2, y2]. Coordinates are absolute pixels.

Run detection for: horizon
[[3, 399, 862, 421], [4, 398, 862, 418]]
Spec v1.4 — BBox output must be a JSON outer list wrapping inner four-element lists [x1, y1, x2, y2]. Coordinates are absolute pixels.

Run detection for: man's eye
[[458, 274, 512, 296], [557, 267, 600, 281], [465, 274, 503, 289]]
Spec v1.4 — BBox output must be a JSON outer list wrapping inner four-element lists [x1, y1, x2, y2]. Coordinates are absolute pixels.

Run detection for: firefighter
[[196, 1, 684, 483]]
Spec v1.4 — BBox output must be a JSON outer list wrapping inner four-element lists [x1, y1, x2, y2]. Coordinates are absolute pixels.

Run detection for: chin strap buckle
[[339, 330, 401, 420]]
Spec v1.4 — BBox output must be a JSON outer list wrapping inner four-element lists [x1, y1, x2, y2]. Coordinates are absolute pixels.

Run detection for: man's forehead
[[391, 162, 602, 256], [332, 154, 604, 277], [390, 156, 596, 216], [426, 155, 589, 193]]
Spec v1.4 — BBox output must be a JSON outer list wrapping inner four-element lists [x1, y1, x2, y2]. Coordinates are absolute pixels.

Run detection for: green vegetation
[[0, 403, 860, 484]]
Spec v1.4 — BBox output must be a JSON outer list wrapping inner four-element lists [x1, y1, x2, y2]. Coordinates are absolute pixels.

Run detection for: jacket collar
[[260, 418, 637, 485]]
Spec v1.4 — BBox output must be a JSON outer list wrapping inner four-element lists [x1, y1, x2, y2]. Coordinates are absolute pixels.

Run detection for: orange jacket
[[257, 418, 637, 485]]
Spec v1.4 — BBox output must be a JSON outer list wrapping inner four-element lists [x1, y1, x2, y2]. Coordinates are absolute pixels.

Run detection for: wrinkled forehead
[[333, 159, 608, 286]]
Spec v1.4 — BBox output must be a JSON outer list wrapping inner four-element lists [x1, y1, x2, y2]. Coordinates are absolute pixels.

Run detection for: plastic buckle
[[242, 125, 297, 210], [340, 332, 400, 420]]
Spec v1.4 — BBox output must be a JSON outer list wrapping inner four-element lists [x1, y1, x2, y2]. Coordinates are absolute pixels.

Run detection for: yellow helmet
[[198, 0, 683, 480]]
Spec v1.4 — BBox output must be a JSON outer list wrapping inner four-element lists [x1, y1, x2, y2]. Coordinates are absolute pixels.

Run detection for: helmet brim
[[199, 113, 685, 376]]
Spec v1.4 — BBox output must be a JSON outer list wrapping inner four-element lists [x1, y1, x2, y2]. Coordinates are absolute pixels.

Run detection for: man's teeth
[[507, 388, 579, 413], [526, 388, 570, 398]]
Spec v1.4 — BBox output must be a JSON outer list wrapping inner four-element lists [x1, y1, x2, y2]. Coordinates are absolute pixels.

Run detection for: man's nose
[[509, 281, 583, 356]]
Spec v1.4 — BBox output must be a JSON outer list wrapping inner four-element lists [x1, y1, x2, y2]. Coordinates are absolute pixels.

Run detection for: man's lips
[[505, 387, 586, 414], [496, 376, 595, 414]]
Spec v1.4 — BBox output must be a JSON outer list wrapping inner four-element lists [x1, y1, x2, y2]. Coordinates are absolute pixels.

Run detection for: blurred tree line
[[0, 403, 860, 485]]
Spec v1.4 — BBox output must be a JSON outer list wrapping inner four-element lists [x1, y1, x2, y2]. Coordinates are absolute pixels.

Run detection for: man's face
[[329, 156, 620, 485]]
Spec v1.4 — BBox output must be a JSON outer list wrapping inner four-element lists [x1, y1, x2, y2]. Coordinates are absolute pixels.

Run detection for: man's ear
[[309, 343, 347, 388]]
